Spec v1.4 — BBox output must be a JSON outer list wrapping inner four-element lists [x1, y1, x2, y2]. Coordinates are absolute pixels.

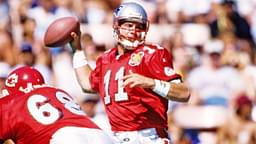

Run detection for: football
[[44, 17, 80, 47]]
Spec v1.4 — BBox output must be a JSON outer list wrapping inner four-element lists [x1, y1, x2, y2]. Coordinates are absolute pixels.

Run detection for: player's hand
[[70, 32, 82, 52], [123, 70, 154, 89]]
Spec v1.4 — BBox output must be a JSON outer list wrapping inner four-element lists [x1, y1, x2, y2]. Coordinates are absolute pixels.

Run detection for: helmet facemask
[[114, 18, 149, 49]]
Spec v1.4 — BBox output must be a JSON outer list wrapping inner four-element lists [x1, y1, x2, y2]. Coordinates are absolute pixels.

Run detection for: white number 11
[[104, 66, 128, 104]]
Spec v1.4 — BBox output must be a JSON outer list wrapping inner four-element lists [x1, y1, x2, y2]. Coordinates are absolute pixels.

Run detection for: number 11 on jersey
[[104, 66, 128, 104]]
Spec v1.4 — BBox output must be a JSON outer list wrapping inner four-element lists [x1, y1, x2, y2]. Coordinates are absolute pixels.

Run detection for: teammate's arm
[[123, 71, 190, 102], [70, 32, 95, 93]]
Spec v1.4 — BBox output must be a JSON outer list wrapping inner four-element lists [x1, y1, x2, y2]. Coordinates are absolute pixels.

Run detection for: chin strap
[[120, 39, 140, 49]]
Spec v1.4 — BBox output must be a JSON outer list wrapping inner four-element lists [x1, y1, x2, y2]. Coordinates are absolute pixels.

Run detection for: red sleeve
[[0, 100, 3, 141], [89, 56, 102, 92], [146, 47, 181, 81], [0, 97, 11, 141]]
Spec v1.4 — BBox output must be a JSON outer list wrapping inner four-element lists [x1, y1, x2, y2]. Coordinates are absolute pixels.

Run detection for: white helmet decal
[[5, 73, 18, 87]]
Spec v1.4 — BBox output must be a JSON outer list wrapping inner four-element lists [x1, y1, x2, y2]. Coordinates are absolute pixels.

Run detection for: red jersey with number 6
[[0, 86, 100, 144], [90, 44, 181, 131]]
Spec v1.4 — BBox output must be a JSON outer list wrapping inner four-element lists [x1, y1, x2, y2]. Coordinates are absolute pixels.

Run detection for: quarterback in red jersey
[[0, 66, 113, 144], [70, 2, 190, 144]]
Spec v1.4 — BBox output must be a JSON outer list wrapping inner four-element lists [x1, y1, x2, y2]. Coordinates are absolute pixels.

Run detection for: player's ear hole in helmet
[[113, 2, 149, 49], [2, 66, 45, 96]]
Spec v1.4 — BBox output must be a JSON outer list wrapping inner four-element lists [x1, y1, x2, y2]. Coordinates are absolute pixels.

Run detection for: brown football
[[44, 17, 80, 47]]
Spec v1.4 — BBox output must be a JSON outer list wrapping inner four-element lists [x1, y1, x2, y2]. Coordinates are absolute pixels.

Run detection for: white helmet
[[113, 2, 149, 49]]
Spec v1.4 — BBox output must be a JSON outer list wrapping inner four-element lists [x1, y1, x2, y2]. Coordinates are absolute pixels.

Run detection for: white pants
[[112, 128, 170, 144], [50, 126, 114, 144]]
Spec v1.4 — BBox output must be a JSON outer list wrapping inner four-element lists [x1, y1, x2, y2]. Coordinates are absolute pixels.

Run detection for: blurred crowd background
[[0, 0, 256, 143]]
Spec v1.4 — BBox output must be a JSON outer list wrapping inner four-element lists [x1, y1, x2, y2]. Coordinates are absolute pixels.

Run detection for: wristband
[[153, 79, 171, 98], [73, 51, 88, 68]]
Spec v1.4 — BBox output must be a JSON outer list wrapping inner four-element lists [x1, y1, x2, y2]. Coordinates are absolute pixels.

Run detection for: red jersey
[[90, 44, 181, 131], [0, 86, 100, 144]]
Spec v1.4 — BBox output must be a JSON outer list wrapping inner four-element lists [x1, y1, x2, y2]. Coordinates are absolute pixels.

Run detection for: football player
[[70, 2, 190, 144], [0, 66, 113, 144]]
